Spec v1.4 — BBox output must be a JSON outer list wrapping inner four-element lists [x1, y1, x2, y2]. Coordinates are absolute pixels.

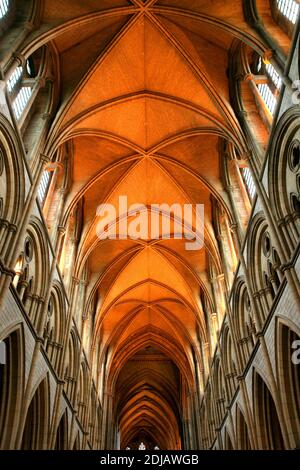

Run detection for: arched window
[[256, 58, 282, 116], [38, 170, 52, 206], [7, 66, 22, 92], [63, 331, 80, 404], [222, 327, 238, 398], [270, 0, 300, 38], [7, 58, 35, 121], [0, 0, 9, 19], [77, 362, 88, 424], [233, 281, 256, 369], [214, 360, 226, 424], [277, 0, 299, 23], [5, 46, 55, 144], [43, 287, 65, 371], [237, 45, 283, 166], [242, 167, 256, 200], [248, 219, 284, 323]]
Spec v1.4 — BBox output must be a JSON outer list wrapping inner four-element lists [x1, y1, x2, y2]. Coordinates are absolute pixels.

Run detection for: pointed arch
[[54, 409, 69, 450], [20, 375, 50, 450], [236, 405, 252, 449], [253, 369, 285, 449], [0, 324, 25, 449], [275, 316, 300, 447]]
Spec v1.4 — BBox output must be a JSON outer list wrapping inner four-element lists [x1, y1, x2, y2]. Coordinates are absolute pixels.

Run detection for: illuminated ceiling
[[24, 0, 287, 448]]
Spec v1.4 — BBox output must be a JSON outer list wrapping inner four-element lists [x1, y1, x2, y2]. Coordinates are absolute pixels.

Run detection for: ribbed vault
[[23, 0, 286, 449]]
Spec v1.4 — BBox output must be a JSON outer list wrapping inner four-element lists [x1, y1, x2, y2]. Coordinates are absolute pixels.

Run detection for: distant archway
[[253, 372, 285, 449], [20, 377, 49, 449], [55, 410, 69, 450]]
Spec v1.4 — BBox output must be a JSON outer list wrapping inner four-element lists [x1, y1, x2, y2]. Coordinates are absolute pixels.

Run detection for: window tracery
[[277, 0, 299, 23]]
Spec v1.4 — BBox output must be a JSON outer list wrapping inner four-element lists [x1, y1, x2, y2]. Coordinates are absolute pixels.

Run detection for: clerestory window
[[37, 170, 52, 206], [7, 59, 35, 121], [242, 168, 256, 200], [256, 58, 282, 116], [277, 0, 299, 23]]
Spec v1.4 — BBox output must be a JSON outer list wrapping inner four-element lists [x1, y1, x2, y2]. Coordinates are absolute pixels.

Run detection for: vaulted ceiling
[[25, 0, 285, 448]]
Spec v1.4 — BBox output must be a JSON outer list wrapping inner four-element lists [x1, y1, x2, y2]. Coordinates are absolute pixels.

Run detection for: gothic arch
[[0, 324, 25, 449], [0, 115, 25, 256], [77, 361, 89, 424], [232, 278, 256, 368], [247, 213, 283, 320], [54, 408, 69, 450], [221, 325, 238, 399], [253, 369, 285, 449], [64, 329, 80, 403], [0, 1, 36, 63], [268, 106, 300, 254], [72, 431, 81, 450], [24, 217, 50, 299], [236, 405, 252, 449], [20, 375, 50, 450], [212, 358, 226, 426], [223, 428, 234, 450], [275, 316, 300, 447], [0, 0, 299, 453], [43, 281, 66, 371]]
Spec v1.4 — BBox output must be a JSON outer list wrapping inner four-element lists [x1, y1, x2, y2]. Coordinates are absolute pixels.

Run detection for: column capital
[[1, 267, 15, 278], [242, 151, 253, 162], [0, 219, 9, 229], [47, 161, 64, 171], [244, 72, 254, 82], [237, 109, 248, 118], [12, 52, 26, 67], [40, 153, 51, 164], [225, 184, 234, 193], [234, 73, 245, 81], [230, 223, 238, 233], [276, 218, 285, 228], [24, 21, 36, 32], [57, 225, 66, 235], [59, 187, 67, 196], [281, 262, 293, 273], [262, 49, 273, 64], [42, 112, 52, 121], [8, 223, 18, 233], [236, 375, 245, 383], [72, 276, 80, 286]]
